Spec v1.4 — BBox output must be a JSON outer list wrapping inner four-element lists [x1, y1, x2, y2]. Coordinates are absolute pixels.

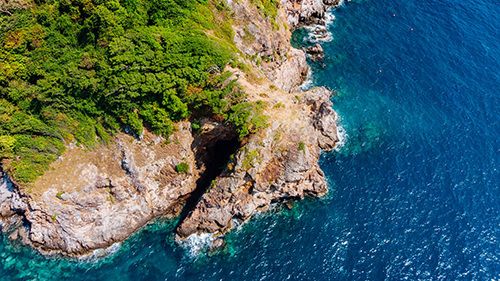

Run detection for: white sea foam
[[304, 9, 337, 43], [334, 118, 348, 152], [305, 25, 333, 43], [300, 68, 314, 90], [181, 233, 214, 257], [81, 242, 122, 262], [325, 9, 337, 25]]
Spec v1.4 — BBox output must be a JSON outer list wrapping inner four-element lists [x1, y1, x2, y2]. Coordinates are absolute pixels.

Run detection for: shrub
[[242, 149, 260, 170], [298, 141, 306, 152], [175, 162, 189, 173], [273, 102, 284, 109], [227, 102, 268, 139], [0, 135, 16, 157], [191, 121, 201, 133], [250, 0, 279, 20], [56, 191, 65, 200]]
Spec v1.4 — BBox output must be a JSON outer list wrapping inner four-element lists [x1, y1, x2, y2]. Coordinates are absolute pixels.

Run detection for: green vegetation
[[227, 101, 268, 139], [273, 102, 284, 109], [298, 141, 305, 152], [190, 121, 201, 133], [175, 162, 189, 173], [250, 0, 279, 21], [242, 149, 260, 170], [56, 191, 65, 200], [0, 135, 16, 157], [242, 26, 256, 44], [0, 0, 267, 183], [209, 179, 217, 189]]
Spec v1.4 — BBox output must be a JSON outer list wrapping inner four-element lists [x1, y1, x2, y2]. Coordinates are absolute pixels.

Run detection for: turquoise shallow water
[[1, 0, 499, 280]]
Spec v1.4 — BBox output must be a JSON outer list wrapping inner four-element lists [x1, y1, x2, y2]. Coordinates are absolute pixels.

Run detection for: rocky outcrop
[[0, 171, 27, 233], [1, 123, 199, 257], [231, 0, 340, 92], [175, 0, 341, 248], [0, 0, 341, 257], [231, 0, 308, 92], [284, 0, 342, 27], [272, 47, 310, 92], [176, 85, 338, 243], [305, 43, 325, 61]]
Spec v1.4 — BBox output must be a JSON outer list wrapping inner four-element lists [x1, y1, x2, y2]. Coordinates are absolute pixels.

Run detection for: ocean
[[1, 0, 499, 280]]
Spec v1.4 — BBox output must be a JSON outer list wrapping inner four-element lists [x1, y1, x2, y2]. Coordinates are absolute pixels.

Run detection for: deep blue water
[[1, 0, 499, 280]]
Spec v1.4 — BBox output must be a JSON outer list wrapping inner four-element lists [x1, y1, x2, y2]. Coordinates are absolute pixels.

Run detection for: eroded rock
[[1, 123, 199, 257], [305, 43, 325, 61], [176, 85, 339, 244]]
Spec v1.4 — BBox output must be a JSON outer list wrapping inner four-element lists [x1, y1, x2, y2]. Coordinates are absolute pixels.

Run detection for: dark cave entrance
[[177, 136, 240, 223]]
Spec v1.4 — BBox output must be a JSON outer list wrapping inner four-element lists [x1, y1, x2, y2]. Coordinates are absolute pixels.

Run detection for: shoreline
[[174, 0, 343, 250], [0, 0, 344, 258]]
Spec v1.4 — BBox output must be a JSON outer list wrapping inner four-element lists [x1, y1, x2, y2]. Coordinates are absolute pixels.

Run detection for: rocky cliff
[[176, 0, 341, 248], [0, 0, 341, 257], [1, 125, 199, 257]]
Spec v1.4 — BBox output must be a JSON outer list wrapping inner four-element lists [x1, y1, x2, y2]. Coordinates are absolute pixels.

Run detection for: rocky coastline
[[0, 0, 342, 257]]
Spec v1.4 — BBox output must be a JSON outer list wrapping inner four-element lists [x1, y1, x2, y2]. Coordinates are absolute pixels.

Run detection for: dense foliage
[[250, 0, 279, 20], [0, 0, 266, 183]]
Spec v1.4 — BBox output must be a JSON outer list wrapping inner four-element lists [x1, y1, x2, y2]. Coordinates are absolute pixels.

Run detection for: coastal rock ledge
[[0, 0, 341, 257], [176, 86, 338, 244]]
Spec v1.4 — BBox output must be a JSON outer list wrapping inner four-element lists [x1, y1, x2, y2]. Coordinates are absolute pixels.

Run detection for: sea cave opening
[[177, 135, 240, 223]]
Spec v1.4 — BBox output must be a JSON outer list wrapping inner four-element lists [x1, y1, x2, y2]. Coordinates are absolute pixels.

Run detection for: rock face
[[231, 0, 308, 92], [0, 171, 27, 233], [231, 0, 340, 92], [283, 0, 341, 27], [2, 123, 199, 257], [0, 0, 341, 257], [305, 43, 325, 61], [176, 87, 338, 241]]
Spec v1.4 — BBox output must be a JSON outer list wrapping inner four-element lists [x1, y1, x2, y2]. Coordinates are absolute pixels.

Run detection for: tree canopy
[[0, 0, 265, 183]]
